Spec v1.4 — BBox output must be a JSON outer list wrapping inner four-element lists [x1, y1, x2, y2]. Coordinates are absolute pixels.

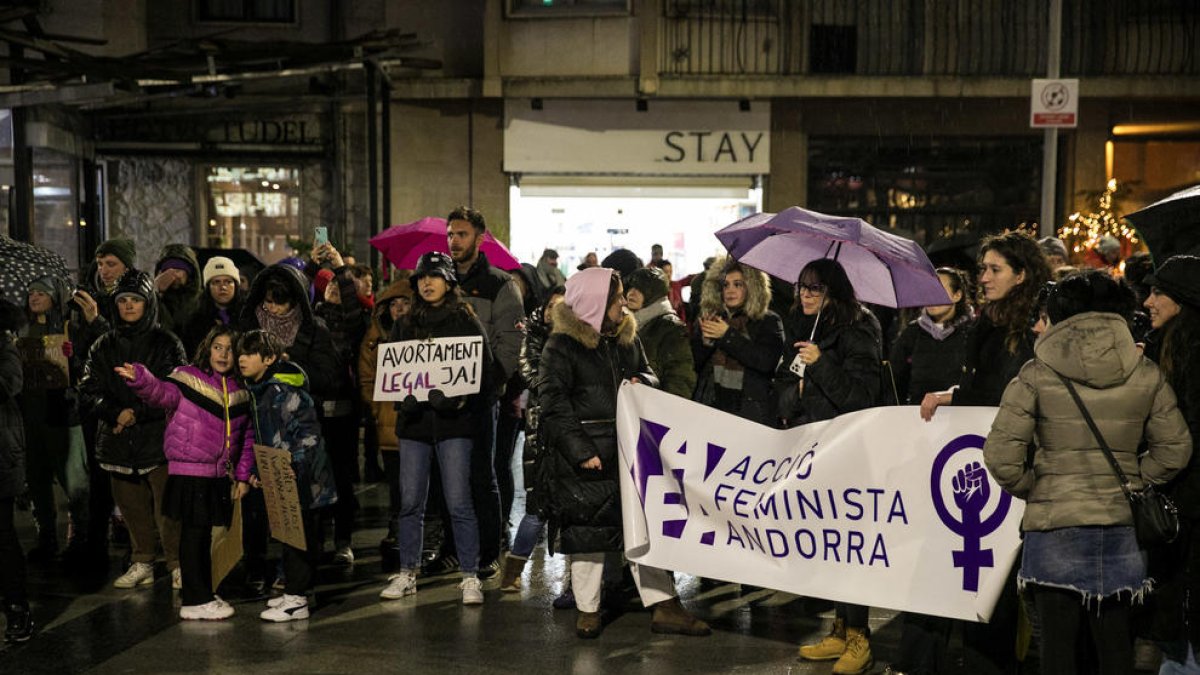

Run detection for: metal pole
[[1039, 0, 1063, 238], [366, 61, 379, 272], [380, 75, 392, 277]]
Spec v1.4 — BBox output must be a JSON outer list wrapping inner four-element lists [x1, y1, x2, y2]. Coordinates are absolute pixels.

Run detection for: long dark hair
[[979, 232, 1051, 353], [192, 324, 239, 374], [793, 258, 861, 328], [1159, 304, 1200, 386]]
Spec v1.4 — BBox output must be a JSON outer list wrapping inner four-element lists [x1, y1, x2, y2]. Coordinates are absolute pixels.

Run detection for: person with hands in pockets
[[377, 252, 497, 606]]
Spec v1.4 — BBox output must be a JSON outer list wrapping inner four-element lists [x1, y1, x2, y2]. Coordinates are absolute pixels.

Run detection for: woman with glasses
[[692, 257, 785, 427], [780, 258, 883, 675]]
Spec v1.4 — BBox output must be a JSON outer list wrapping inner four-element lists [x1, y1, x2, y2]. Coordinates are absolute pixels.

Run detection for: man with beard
[[421, 207, 524, 579]]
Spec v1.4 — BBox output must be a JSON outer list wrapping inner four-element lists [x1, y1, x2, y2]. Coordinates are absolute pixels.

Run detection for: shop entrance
[[509, 178, 761, 281]]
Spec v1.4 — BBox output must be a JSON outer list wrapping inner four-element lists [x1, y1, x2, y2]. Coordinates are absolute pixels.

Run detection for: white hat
[[203, 256, 239, 286]]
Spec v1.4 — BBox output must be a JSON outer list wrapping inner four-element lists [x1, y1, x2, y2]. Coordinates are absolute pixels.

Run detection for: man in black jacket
[[425, 207, 525, 577]]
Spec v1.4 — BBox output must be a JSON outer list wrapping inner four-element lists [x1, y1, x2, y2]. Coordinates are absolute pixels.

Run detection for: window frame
[[507, 0, 632, 20], [194, 0, 299, 26]]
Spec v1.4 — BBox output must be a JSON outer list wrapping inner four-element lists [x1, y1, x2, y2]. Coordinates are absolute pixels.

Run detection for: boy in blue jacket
[[237, 330, 337, 623]]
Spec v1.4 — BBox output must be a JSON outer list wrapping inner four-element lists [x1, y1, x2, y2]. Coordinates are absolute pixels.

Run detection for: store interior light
[[1111, 122, 1200, 136]]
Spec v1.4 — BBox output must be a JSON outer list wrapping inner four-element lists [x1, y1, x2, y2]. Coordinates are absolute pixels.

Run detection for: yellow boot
[[832, 628, 873, 675], [798, 618, 846, 661]]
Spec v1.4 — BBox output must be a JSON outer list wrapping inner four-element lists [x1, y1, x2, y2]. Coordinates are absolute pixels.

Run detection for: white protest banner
[[373, 336, 484, 402], [616, 383, 1023, 622]]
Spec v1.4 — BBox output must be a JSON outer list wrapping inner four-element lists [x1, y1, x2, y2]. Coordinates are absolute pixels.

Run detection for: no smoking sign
[[1031, 78, 1079, 128]]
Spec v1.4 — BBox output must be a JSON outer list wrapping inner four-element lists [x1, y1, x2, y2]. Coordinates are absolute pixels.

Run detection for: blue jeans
[[511, 512, 543, 559], [398, 438, 479, 573]]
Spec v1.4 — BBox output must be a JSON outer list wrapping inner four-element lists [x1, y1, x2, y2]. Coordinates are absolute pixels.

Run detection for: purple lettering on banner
[[930, 434, 1012, 592], [704, 442, 726, 481], [634, 419, 670, 506]]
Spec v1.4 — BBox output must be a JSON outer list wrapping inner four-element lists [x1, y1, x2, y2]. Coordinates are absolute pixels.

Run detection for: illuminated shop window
[[203, 166, 300, 264]]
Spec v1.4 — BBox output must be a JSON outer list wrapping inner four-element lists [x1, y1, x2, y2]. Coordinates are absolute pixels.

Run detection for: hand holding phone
[[314, 226, 329, 248]]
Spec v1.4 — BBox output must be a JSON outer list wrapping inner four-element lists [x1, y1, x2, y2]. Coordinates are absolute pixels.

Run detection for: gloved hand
[[398, 394, 420, 414], [428, 389, 462, 414]]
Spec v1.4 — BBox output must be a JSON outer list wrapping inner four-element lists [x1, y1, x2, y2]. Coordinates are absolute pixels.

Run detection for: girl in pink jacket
[[116, 325, 254, 621]]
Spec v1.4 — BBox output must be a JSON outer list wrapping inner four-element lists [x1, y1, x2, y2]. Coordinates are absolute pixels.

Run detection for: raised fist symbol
[[952, 461, 990, 515]]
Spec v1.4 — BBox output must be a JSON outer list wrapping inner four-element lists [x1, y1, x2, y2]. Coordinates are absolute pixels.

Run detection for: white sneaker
[[180, 599, 235, 621], [379, 571, 417, 600], [460, 576, 484, 605], [266, 595, 287, 609], [113, 562, 155, 589], [171, 568, 182, 590], [334, 546, 355, 564], [259, 594, 309, 622]]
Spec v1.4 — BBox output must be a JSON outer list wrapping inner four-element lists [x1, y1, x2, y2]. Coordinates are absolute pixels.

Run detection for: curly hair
[[979, 231, 1052, 354]]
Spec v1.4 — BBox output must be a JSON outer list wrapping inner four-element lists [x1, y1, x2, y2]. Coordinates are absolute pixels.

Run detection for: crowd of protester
[[2, 214, 1200, 675]]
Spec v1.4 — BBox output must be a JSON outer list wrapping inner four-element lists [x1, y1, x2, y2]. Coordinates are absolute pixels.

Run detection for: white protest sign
[[373, 336, 484, 401], [616, 383, 1022, 622]]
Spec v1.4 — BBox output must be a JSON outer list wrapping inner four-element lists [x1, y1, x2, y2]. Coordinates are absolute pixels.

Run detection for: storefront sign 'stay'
[[661, 132, 764, 163]]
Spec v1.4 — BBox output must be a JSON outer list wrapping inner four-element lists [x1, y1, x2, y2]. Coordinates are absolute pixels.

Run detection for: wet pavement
[[1, 478, 922, 674]]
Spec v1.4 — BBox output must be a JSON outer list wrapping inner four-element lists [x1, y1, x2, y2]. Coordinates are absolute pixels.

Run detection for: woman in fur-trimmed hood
[[539, 267, 709, 640], [692, 256, 785, 427]]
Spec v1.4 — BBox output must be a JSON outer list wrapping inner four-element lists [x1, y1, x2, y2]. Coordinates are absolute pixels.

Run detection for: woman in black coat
[[692, 257, 785, 427], [888, 268, 973, 404], [0, 298, 32, 642], [787, 259, 882, 673], [78, 271, 187, 590], [540, 267, 708, 640], [376, 252, 497, 605], [1141, 255, 1200, 669]]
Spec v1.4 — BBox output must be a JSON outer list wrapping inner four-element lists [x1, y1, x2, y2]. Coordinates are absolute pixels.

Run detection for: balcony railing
[[660, 0, 1200, 77]]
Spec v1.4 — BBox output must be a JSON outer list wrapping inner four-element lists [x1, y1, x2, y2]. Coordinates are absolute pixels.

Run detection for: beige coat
[[983, 311, 1192, 531], [358, 277, 412, 452]]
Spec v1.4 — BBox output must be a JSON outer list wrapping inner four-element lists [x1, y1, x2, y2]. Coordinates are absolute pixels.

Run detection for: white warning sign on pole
[[1031, 79, 1078, 128]]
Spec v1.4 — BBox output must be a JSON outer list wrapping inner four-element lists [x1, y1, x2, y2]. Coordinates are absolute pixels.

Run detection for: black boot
[[4, 603, 33, 643]]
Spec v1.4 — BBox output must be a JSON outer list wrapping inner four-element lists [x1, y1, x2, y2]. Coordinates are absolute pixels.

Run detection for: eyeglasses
[[798, 283, 827, 296]]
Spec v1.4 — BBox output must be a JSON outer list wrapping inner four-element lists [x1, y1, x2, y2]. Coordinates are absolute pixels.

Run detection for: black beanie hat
[[95, 238, 138, 271], [625, 267, 669, 305], [601, 248, 644, 283], [411, 251, 457, 291], [1145, 255, 1200, 309]]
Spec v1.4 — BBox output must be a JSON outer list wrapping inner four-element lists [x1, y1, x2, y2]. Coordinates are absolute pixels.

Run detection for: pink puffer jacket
[[127, 364, 256, 481]]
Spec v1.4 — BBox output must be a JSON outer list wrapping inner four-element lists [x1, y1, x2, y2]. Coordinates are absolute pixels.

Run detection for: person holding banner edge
[[919, 231, 1052, 674], [777, 258, 883, 675], [540, 266, 710, 639], [377, 251, 497, 606], [983, 269, 1192, 674]]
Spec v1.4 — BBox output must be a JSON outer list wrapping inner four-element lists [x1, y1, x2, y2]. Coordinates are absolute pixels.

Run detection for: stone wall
[[106, 156, 194, 270]]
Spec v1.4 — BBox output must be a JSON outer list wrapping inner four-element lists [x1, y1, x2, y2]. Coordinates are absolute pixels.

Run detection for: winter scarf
[[256, 303, 302, 347], [917, 310, 974, 342], [710, 310, 750, 390]]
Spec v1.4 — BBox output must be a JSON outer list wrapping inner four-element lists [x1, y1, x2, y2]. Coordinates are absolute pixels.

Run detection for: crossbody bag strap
[[1054, 371, 1134, 499]]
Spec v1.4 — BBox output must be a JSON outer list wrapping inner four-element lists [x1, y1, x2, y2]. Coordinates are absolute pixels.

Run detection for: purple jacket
[[127, 364, 256, 481]]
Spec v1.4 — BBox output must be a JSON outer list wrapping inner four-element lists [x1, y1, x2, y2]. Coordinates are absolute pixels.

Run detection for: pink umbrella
[[370, 217, 521, 271]]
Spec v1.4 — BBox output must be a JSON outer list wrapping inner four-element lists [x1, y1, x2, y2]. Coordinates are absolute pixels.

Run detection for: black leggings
[[0, 498, 27, 605], [178, 523, 214, 606], [1031, 584, 1134, 675]]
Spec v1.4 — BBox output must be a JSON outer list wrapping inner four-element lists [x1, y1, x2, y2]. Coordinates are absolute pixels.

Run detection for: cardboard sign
[[17, 335, 69, 389], [372, 336, 484, 402], [210, 493, 243, 592], [254, 444, 307, 551]]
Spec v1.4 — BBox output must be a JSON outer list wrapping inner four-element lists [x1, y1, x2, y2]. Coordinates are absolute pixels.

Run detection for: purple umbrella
[[370, 217, 521, 271], [715, 207, 949, 308]]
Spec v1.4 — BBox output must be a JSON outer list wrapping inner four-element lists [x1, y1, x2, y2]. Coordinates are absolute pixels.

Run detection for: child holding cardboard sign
[[115, 325, 255, 621], [237, 330, 337, 623]]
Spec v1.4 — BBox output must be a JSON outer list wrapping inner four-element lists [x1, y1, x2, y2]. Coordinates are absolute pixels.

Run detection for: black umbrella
[[1124, 184, 1200, 265], [192, 247, 266, 283], [0, 234, 71, 305]]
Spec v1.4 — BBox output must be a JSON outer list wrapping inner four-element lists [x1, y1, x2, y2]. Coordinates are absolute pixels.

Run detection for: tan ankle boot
[[798, 617, 847, 661], [650, 597, 711, 636], [832, 628, 873, 674], [499, 553, 527, 592]]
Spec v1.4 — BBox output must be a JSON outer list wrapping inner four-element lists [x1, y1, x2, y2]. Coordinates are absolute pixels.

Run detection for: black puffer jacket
[[78, 271, 187, 473], [238, 264, 340, 403], [540, 305, 656, 555], [778, 306, 883, 426], [154, 243, 203, 338], [952, 311, 1035, 407], [388, 301, 497, 443], [180, 288, 245, 357], [314, 266, 368, 407], [518, 304, 552, 515], [889, 312, 973, 404], [0, 302, 26, 499]]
